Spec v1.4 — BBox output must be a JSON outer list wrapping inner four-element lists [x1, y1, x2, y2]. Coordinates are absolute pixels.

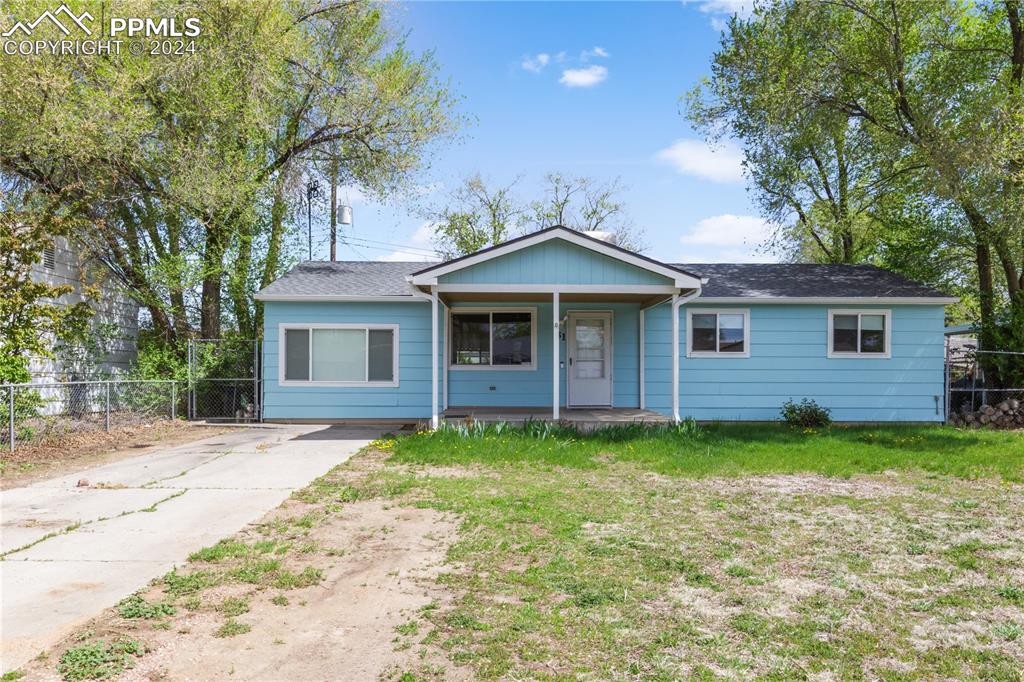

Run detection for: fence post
[[171, 381, 177, 421], [8, 386, 13, 453], [104, 381, 110, 431]]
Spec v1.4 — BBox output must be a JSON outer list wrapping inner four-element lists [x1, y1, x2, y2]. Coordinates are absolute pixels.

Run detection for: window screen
[[368, 329, 395, 381], [691, 312, 746, 354], [284, 329, 310, 381]]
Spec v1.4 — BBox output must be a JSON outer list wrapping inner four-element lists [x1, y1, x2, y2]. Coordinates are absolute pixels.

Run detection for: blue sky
[[325, 0, 771, 265]]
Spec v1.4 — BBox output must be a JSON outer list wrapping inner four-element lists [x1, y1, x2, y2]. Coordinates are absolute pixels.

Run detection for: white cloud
[[380, 222, 440, 262], [694, 0, 754, 30], [580, 46, 609, 61], [679, 214, 778, 262], [521, 52, 550, 74], [697, 0, 754, 16], [655, 138, 745, 183], [559, 65, 608, 88]]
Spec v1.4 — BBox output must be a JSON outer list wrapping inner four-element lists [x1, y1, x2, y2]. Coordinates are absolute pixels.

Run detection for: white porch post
[[431, 286, 439, 429], [552, 291, 560, 421], [671, 294, 680, 423], [639, 308, 646, 410]]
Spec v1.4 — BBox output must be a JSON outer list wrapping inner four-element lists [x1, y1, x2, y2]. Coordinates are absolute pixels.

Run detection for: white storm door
[[567, 312, 612, 407]]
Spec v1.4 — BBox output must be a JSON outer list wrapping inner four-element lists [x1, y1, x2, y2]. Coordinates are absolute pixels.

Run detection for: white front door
[[567, 312, 613, 407]]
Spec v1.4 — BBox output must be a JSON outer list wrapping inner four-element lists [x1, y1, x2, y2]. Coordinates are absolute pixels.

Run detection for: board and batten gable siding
[[642, 303, 946, 422], [262, 301, 441, 420], [446, 301, 640, 409], [438, 238, 673, 286]]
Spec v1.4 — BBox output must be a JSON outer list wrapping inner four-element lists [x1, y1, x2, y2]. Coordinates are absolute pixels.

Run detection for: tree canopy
[[0, 0, 460, 343], [688, 0, 1024, 368]]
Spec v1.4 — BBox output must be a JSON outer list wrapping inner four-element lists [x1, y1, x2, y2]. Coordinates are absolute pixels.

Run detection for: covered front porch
[[441, 406, 672, 431]]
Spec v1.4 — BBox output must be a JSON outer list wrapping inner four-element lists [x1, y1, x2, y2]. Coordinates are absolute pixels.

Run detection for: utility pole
[[306, 179, 320, 261], [330, 164, 338, 261]]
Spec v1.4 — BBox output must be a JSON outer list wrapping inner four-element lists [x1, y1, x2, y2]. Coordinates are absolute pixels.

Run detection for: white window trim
[[686, 308, 751, 358], [827, 309, 892, 359], [278, 323, 400, 387], [447, 307, 538, 371]]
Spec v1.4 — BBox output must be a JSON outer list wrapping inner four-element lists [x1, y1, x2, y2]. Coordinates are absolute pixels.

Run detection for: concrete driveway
[[0, 424, 384, 673]]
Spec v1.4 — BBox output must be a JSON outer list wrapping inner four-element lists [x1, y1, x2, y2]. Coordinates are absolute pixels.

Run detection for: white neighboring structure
[[29, 235, 140, 379]]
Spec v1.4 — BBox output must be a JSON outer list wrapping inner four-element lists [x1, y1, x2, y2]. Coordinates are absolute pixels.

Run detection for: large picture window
[[686, 309, 750, 357], [828, 310, 891, 358], [450, 308, 535, 369], [280, 324, 398, 386]]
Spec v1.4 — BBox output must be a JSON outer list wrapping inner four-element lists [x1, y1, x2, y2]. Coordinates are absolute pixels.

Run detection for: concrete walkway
[[0, 424, 384, 673]]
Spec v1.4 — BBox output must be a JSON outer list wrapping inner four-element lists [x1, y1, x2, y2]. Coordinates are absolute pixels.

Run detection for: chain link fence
[[946, 348, 1024, 428], [187, 338, 260, 422], [1, 380, 181, 452]]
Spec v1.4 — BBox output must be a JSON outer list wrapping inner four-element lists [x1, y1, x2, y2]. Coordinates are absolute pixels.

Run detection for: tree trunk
[[255, 177, 289, 335], [200, 220, 227, 339]]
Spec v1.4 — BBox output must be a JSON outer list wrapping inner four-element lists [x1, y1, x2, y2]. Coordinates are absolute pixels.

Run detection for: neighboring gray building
[[29, 235, 139, 379]]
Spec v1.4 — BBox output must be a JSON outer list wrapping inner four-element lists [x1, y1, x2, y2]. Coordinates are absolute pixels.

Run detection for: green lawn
[[356, 422, 1024, 679], [393, 421, 1024, 481]]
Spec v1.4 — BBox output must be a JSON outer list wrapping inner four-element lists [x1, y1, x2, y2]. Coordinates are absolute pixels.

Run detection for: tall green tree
[[0, 0, 459, 342], [688, 0, 1024, 370]]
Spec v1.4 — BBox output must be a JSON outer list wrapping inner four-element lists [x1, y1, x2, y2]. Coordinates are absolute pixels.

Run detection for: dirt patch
[[122, 500, 462, 681], [0, 421, 235, 489], [17, 496, 467, 681]]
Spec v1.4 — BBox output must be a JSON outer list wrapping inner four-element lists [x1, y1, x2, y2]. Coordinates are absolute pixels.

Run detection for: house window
[[450, 308, 535, 369], [280, 325, 398, 385], [687, 309, 750, 357], [828, 310, 891, 358]]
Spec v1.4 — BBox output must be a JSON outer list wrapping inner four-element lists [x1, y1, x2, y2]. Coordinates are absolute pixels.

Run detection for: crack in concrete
[[0, 489, 187, 559]]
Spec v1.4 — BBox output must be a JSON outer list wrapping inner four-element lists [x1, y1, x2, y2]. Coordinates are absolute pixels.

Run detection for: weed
[[218, 597, 250, 617], [214, 619, 251, 638], [117, 594, 176, 619], [273, 566, 323, 589], [271, 594, 289, 606], [997, 585, 1024, 605], [724, 564, 755, 578], [230, 559, 281, 584], [2, 672, 26, 681], [189, 539, 250, 563], [993, 622, 1023, 641], [56, 638, 144, 681], [163, 569, 213, 596]]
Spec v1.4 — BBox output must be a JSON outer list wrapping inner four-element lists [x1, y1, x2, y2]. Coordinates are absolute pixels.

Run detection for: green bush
[[780, 399, 832, 428]]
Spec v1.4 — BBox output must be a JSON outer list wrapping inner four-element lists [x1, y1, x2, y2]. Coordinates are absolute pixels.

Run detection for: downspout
[[671, 289, 701, 423]]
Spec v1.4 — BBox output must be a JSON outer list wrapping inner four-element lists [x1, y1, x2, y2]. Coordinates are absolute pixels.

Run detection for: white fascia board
[[435, 283, 681, 294], [693, 296, 958, 305], [255, 294, 425, 303], [409, 227, 702, 288]]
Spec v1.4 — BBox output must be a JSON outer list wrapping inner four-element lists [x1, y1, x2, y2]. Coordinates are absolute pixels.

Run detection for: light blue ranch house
[[255, 226, 956, 426]]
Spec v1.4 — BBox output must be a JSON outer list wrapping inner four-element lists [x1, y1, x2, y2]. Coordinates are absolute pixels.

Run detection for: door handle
[[569, 357, 573, 366]]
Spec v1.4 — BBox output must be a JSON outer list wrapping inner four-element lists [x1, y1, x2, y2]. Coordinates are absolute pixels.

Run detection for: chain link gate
[[187, 338, 261, 422]]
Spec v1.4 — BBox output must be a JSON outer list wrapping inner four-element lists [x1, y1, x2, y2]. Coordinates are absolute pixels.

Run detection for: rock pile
[[948, 399, 1023, 429]]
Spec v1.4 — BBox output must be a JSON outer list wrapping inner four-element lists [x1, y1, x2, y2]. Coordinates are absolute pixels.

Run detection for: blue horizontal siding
[[439, 238, 671, 286], [262, 299, 947, 423], [262, 301, 439, 419], [642, 303, 945, 422]]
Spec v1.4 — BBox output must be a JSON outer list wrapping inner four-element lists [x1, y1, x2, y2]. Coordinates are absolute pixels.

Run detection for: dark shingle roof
[[676, 263, 949, 299], [256, 261, 429, 298], [256, 260, 951, 300]]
